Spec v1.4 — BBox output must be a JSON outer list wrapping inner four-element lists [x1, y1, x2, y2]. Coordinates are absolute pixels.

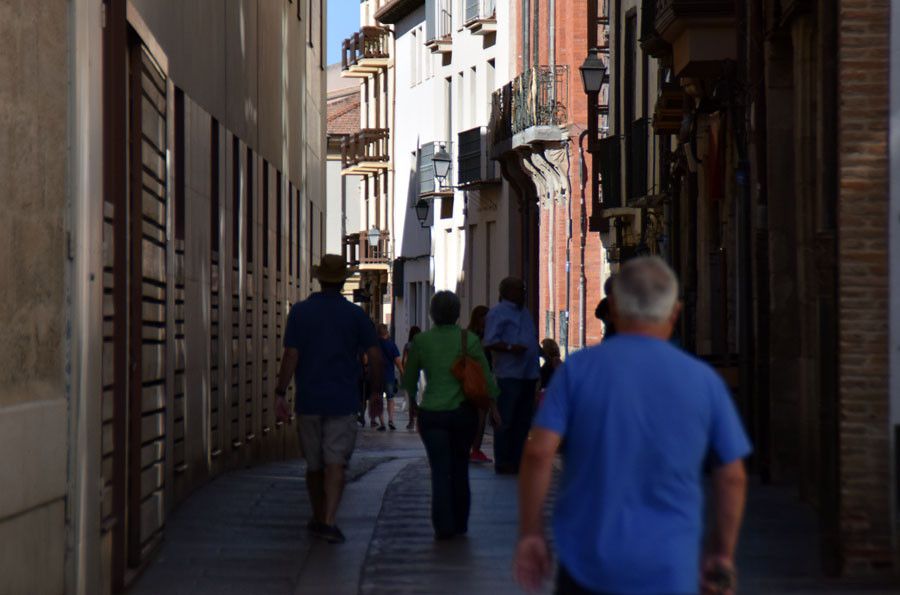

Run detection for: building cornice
[[374, 0, 424, 25]]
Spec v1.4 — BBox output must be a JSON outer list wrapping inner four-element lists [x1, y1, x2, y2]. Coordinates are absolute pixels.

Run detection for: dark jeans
[[418, 404, 479, 537], [494, 378, 537, 473]]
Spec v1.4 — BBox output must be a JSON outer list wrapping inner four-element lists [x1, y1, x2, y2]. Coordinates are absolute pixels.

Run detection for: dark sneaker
[[470, 449, 492, 463], [406, 421, 415, 430], [377, 424, 387, 432], [388, 421, 396, 431], [319, 524, 346, 544], [370, 420, 377, 428]]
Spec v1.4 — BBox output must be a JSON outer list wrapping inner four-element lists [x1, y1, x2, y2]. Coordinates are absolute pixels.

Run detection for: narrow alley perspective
[[3, 0, 900, 594]]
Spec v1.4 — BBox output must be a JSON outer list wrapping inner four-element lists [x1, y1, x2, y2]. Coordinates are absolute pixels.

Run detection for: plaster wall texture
[[0, 2, 71, 591]]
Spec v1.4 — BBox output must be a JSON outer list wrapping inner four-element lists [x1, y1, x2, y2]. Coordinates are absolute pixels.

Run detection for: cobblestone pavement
[[128, 410, 897, 595]]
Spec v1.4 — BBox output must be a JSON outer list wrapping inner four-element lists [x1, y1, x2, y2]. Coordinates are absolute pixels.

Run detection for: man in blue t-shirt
[[514, 257, 751, 595], [372, 323, 403, 431], [274, 254, 382, 545]]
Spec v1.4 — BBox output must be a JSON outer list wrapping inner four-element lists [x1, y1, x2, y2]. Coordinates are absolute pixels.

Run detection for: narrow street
[[127, 411, 893, 595]]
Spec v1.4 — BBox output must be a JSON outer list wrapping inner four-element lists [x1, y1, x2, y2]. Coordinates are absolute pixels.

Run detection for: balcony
[[341, 26, 392, 78], [341, 129, 390, 175], [457, 127, 500, 188], [464, 0, 497, 35], [639, 0, 671, 60], [344, 230, 391, 268], [425, 0, 453, 54], [490, 66, 569, 151], [654, 0, 736, 77]]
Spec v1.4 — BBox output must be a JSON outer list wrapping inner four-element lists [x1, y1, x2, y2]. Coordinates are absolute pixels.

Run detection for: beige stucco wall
[[0, 0, 70, 592]]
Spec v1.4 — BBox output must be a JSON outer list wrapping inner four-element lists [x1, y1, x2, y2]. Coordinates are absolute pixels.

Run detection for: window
[[276, 172, 283, 273], [410, 29, 418, 87], [470, 66, 477, 127], [295, 189, 302, 280], [232, 136, 240, 254], [262, 161, 269, 268], [246, 148, 254, 263], [211, 119, 220, 252], [308, 202, 314, 279], [288, 182, 293, 276], [485, 221, 494, 305], [174, 88, 186, 241]]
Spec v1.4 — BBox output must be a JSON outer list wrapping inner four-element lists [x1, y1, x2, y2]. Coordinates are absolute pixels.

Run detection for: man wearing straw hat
[[275, 254, 383, 544]]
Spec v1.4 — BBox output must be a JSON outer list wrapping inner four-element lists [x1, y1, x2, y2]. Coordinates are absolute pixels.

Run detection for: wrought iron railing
[[341, 128, 390, 170], [341, 26, 391, 71], [490, 66, 569, 145]]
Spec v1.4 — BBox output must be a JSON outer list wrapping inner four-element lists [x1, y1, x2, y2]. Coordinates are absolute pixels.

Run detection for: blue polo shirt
[[483, 300, 540, 380], [534, 335, 752, 594], [283, 291, 378, 416]]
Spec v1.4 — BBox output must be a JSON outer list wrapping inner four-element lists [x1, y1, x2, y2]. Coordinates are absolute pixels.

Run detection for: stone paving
[[128, 411, 897, 595]]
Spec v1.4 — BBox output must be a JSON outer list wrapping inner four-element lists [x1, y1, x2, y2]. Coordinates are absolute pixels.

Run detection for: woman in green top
[[401, 291, 500, 539]]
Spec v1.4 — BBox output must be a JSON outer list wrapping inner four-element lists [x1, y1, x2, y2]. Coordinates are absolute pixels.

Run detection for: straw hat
[[312, 254, 356, 284]]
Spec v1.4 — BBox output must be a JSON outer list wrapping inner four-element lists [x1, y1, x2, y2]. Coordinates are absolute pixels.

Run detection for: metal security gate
[[127, 35, 169, 567]]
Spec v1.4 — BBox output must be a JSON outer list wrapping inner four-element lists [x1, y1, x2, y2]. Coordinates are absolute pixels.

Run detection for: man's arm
[[708, 459, 747, 559], [393, 356, 404, 378], [274, 348, 299, 421], [514, 428, 561, 591]]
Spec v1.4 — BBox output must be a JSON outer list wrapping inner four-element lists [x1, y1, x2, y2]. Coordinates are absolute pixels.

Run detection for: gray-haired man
[[515, 256, 751, 594]]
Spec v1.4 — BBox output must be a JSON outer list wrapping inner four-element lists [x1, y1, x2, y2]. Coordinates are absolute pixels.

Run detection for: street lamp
[[367, 225, 381, 247], [432, 143, 452, 183], [414, 199, 430, 227], [580, 48, 607, 95]]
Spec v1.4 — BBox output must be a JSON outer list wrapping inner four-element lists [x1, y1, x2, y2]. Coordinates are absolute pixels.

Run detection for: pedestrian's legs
[[471, 409, 487, 453], [307, 470, 326, 523], [494, 378, 517, 472], [323, 463, 346, 526], [449, 406, 478, 533], [418, 410, 456, 538], [508, 379, 536, 472]]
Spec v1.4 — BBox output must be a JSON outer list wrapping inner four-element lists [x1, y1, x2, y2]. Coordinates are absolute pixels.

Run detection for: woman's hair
[[467, 305, 489, 332], [430, 291, 461, 326], [541, 338, 561, 359], [407, 325, 421, 343]]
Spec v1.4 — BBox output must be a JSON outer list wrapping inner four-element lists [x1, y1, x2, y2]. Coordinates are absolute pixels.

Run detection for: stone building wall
[[0, 0, 70, 592]]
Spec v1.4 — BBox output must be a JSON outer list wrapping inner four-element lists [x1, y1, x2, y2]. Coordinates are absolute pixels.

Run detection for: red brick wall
[[837, 0, 894, 575]]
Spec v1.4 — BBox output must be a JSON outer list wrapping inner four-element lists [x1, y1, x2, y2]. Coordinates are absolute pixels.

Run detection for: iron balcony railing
[[465, 0, 496, 23], [341, 128, 390, 171], [341, 26, 391, 71], [490, 65, 569, 145]]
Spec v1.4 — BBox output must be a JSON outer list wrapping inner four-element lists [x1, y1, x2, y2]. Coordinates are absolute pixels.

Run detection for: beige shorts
[[297, 415, 358, 472]]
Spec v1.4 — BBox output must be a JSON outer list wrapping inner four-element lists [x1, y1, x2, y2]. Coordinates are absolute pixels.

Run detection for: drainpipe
[[548, 190, 555, 340], [578, 131, 588, 349]]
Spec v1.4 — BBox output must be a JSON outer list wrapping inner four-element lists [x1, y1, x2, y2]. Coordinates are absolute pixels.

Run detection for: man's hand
[[509, 343, 528, 354], [275, 396, 292, 423], [700, 554, 737, 595], [513, 533, 552, 592]]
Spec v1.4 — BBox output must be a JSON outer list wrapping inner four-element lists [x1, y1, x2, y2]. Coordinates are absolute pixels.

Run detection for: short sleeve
[[356, 309, 378, 350], [533, 361, 570, 437], [283, 303, 302, 350], [708, 375, 753, 465], [390, 341, 401, 359]]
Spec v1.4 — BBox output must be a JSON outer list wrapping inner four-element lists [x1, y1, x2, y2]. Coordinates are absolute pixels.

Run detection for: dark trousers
[[493, 378, 537, 473], [418, 404, 478, 537]]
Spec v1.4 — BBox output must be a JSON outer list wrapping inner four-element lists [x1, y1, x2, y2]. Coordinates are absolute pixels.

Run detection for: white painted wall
[[391, 2, 516, 347]]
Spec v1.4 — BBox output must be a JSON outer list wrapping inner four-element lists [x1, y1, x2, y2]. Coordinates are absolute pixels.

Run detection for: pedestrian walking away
[[515, 256, 752, 594], [483, 278, 540, 475], [401, 291, 501, 540], [378, 324, 404, 431], [402, 326, 422, 429], [274, 254, 383, 545], [466, 305, 493, 463]]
